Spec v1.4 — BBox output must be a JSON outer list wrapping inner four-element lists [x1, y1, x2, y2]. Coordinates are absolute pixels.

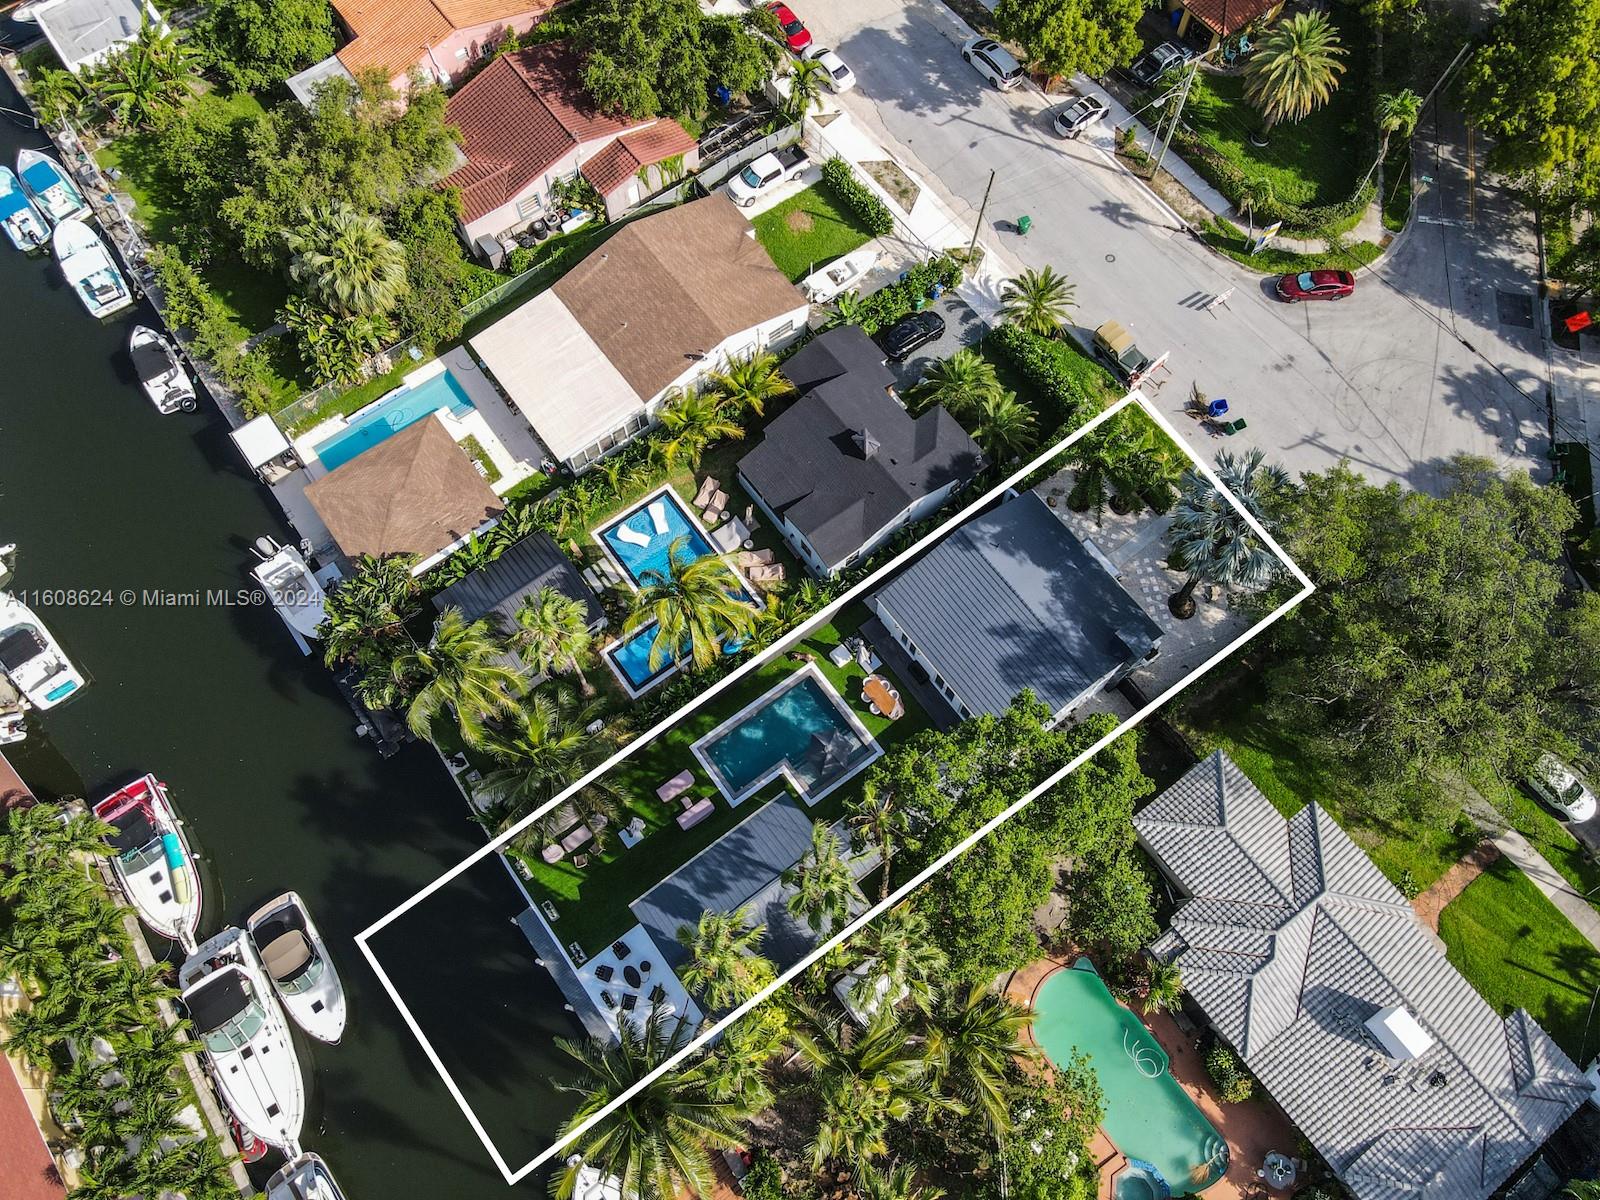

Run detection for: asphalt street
[[802, 0, 1554, 490]]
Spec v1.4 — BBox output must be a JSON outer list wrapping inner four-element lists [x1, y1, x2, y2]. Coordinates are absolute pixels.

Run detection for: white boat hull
[[0, 167, 49, 252], [16, 148, 89, 225], [129, 325, 197, 413], [52, 217, 134, 319], [250, 543, 327, 645], [267, 1152, 347, 1200], [92, 774, 201, 948], [0, 591, 85, 709], [246, 891, 347, 1045]]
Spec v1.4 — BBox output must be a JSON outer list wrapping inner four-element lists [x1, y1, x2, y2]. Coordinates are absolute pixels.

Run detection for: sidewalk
[[1462, 790, 1600, 953]]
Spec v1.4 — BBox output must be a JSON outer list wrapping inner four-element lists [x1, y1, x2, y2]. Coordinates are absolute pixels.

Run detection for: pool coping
[[302, 363, 474, 472], [687, 662, 882, 810], [600, 617, 684, 700]]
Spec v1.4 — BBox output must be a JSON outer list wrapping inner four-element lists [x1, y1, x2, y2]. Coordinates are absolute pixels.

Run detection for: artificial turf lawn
[[750, 184, 875, 282]]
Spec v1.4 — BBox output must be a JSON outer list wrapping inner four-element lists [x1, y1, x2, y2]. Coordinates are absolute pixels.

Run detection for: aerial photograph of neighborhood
[[0, 0, 1597, 1193]]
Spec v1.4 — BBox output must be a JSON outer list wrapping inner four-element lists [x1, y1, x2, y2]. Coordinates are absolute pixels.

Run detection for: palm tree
[[3, 1004, 64, 1069], [1234, 179, 1275, 245], [284, 202, 409, 318], [999, 266, 1075, 337], [845, 781, 908, 899], [856, 1160, 945, 1200], [1365, 88, 1422, 195], [826, 289, 867, 329], [551, 1006, 748, 1200], [625, 536, 759, 671], [926, 983, 1034, 1139], [653, 389, 743, 471], [676, 906, 773, 1009], [1167, 447, 1289, 618], [973, 389, 1037, 462], [786, 56, 827, 120], [476, 690, 617, 828], [318, 553, 419, 670], [1242, 12, 1347, 134], [907, 348, 1001, 419], [391, 606, 523, 746], [1141, 959, 1184, 1014], [93, 14, 200, 128], [783, 822, 864, 935], [704, 350, 794, 419], [851, 904, 946, 1014], [1066, 412, 1178, 524], [514, 586, 597, 695]]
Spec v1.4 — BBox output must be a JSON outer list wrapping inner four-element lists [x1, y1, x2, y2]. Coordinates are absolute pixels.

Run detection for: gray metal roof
[[34, 0, 150, 67], [1135, 753, 1591, 1200], [737, 328, 982, 569], [870, 490, 1162, 717]]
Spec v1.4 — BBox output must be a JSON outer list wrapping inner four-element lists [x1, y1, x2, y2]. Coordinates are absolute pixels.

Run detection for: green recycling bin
[[1017, 214, 1032, 235]]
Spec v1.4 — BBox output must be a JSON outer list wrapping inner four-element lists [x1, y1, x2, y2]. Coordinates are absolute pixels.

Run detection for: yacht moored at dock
[[0, 591, 84, 709], [0, 166, 48, 251], [267, 1151, 348, 1200], [16, 147, 89, 225], [246, 891, 347, 1044], [92, 773, 201, 948], [179, 927, 305, 1154], [249, 537, 328, 654], [129, 325, 198, 413], [52, 218, 134, 318]]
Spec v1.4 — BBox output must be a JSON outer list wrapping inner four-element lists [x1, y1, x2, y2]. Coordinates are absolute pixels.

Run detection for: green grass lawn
[[1198, 218, 1383, 273], [1469, 765, 1600, 917], [750, 185, 874, 282], [1438, 857, 1600, 1063], [519, 603, 929, 955]]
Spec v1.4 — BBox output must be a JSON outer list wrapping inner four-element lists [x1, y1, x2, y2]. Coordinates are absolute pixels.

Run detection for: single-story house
[[443, 43, 698, 247], [470, 194, 809, 472], [867, 490, 1162, 724], [305, 417, 503, 574], [29, 0, 165, 73], [1163, 0, 1283, 50], [736, 327, 983, 578], [1134, 752, 1592, 1200], [431, 530, 603, 680], [327, 0, 552, 91]]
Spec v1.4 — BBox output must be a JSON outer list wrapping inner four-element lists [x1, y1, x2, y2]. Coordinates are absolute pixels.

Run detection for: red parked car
[[1275, 269, 1356, 302], [766, 2, 813, 52]]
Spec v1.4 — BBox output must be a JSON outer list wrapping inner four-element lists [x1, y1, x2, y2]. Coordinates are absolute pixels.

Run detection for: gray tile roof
[[737, 328, 983, 569], [1134, 752, 1592, 1200], [869, 490, 1162, 717]]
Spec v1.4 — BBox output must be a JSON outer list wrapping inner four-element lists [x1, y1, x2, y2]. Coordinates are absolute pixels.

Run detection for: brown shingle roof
[[1182, 0, 1279, 37], [552, 194, 806, 399], [443, 43, 646, 222], [580, 121, 698, 197], [0, 749, 35, 811], [306, 418, 503, 561], [331, 0, 552, 80]]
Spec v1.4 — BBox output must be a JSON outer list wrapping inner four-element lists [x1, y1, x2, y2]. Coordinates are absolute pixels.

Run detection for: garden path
[[1411, 840, 1500, 931]]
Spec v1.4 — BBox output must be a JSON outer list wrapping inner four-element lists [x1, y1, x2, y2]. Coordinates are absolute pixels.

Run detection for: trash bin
[[1017, 214, 1032, 235], [1207, 397, 1230, 419]]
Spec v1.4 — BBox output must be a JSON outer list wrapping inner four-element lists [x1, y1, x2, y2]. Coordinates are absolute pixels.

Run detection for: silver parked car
[[960, 37, 1024, 90], [1053, 94, 1109, 138], [1527, 751, 1598, 822]]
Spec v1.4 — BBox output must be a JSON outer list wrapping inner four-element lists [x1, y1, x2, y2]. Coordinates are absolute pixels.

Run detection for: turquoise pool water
[[598, 489, 718, 587], [313, 369, 474, 471], [1033, 961, 1227, 1196], [695, 672, 874, 803]]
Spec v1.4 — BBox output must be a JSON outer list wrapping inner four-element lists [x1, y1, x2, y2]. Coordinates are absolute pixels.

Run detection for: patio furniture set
[[541, 808, 609, 867], [737, 546, 785, 587], [693, 476, 732, 525], [658, 769, 715, 829], [862, 674, 904, 720], [593, 941, 667, 1013]]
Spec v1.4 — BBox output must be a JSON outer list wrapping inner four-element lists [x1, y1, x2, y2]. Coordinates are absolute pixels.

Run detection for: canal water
[[0, 69, 572, 1194]]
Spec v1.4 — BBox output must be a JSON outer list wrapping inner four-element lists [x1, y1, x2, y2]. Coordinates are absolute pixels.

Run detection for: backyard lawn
[[751, 184, 875, 282], [517, 603, 929, 955], [1438, 857, 1600, 1063]]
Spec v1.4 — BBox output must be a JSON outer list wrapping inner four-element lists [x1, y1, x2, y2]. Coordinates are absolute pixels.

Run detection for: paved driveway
[[800, 0, 1552, 491], [881, 291, 987, 389]]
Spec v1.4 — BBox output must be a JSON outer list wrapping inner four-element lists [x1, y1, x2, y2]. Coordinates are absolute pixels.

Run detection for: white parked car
[[1053, 94, 1110, 138], [725, 146, 810, 207], [801, 247, 879, 303], [805, 47, 856, 92], [960, 37, 1024, 91], [1527, 752, 1598, 822]]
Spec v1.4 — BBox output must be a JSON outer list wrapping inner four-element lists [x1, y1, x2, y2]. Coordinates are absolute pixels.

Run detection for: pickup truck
[[726, 146, 809, 207], [1092, 319, 1154, 384]]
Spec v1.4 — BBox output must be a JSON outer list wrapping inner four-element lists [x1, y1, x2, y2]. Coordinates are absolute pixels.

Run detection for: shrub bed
[[854, 254, 962, 334], [985, 323, 1118, 433], [821, 156, 894, 237]]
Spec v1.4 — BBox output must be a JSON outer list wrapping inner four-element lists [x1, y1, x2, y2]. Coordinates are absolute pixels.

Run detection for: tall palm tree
[[1365, 88, 1422, 193], [284, 202, 409, 318], [783, 822, 864, 935], [856, 1160, 945, 1200], [786, 56, 828, 120], [93, 14, 200, 128], [851, 903, 946, 1014], [653, 389, 743, 471], [676, 906, 773, 1009], [999, 266, 1075, 337], [973, 389, 1037, 462], [551, 1006, 748, 1200], [704, 350, 794, 419], [391, 606, 522, 746], [625, 536, 759, 671], [1066, 412, 1179, 524], [908, 348, 1001, 419], [477, 690, 617, 829], [925, 983, 1034, 1139], [514, 586, 596, 695], [318, 553, 419, 671], [845, 781, 908, 899], [1242, 12, 1347, 134], [1167, 447, 1289, 618]]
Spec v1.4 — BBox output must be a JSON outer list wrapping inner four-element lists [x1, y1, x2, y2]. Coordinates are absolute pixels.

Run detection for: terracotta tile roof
[[580, 120, 697, 197], [306, 418, 503, 561], [330, 0, 551, 80], [443, 43, 645, 222], [0, 749, 35, 811], [1181, 0, 1280, 37]]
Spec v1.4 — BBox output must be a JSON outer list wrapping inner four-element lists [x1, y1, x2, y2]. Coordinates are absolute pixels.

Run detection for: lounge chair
[[620, 993, 638, 1012], [748, 564, 785, 586], [647, 499, 670, 534], [677, 797, 715, 830], [541, 843, 564, 864], [737, 548, 775, 568], [601, 990, 617, 1009], [612, 939, 631, 959], [560, 824, 594, 853], [616, 521, 651, 548], [595, 964, 614, 982], [587, 813, 609, 832], [568, 941, 587, 964], [693, 477, 720, 509], [702, 489, 729, 524], [656, 769, 695, 803]]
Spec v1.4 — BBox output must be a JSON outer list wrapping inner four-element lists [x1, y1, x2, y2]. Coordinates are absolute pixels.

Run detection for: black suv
[[879, 310, 946, 361], [1129, 41, 1192, 88]]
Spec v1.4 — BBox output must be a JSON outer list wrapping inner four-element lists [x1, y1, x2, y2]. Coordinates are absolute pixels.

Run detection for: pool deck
[[1004, 956, 1301, 1200]]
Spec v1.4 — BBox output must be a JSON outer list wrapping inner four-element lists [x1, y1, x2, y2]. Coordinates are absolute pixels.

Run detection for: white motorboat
[[246, 891, 347, 1045], [16, 147, 89, 225], [249, 537, 327, 651], [179, 927, 305, 1153], [0, 591, 84, 709], [8, 0, 44, 21], [267, 1152, 347, 1200], [0, 167, 48, 252], [129, 325, 197, 413], [92, 774, 201, 948], [53, 218, 134, 318]]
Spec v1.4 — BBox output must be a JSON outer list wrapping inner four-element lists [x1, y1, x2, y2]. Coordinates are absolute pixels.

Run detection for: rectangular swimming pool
[[597, 485, 738, 592], [691, 666, 880, 807], [313, 367, 475, 472]]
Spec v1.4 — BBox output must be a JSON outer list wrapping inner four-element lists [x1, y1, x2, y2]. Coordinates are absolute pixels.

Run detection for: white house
[[30, 0, 165, 73], [470, 194, 810, 472]]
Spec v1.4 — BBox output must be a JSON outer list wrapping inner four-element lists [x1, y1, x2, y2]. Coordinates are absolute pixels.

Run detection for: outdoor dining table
[[623, 965, 642, 989], [1262, 1152, 1296, 1190], [862, 674, 902, 718]]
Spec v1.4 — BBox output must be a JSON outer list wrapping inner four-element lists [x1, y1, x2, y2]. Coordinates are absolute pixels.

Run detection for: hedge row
[[985, 322, 1116, 434], [820, 155, 895, 237], [855, 254, 963, 334]]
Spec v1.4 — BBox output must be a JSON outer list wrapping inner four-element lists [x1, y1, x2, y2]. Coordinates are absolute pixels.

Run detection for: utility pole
[[1153, 60, 1198, 179], [969, 169, 996, 261]]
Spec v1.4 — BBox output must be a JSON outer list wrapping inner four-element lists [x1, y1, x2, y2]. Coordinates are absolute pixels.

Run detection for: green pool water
[[1033, 961, 1228, 1196]]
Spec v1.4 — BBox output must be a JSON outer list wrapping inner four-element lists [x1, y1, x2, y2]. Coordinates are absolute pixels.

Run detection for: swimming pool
[[1033, 961, 1227, 1197], [313, 368, 475, 471], [691, 666, 880, 807], [597, 486, 730, 591]]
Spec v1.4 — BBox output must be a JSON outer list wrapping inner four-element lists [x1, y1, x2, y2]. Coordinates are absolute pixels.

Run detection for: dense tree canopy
[[993, 0, 1142, 83], [198, 0, 338, 91]]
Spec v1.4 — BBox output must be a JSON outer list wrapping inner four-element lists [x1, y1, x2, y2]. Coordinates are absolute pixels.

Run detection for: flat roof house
[[867, 490, 1161, 724], [1134, 752, 1592, 1200], [444, 43, 698, 247], [305, 417, 503, 574], [30, 0, 165, 73], [470, 194, 809, 472], [736, 327, 983, 578]]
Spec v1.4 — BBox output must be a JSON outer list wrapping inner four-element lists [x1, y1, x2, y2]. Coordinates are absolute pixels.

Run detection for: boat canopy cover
[[0, 627, 45, 672], [0, 184, 33, 220], [19, 157, 62, 194], [230, 414, 292, 470], [186, 970, 250, 1034], [260, 931, 314, 983], [132, 336, 177, 381], [100, 800, 157, 853]]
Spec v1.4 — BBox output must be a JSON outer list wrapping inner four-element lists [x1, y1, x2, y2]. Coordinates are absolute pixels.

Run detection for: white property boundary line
[[355, 393, 1314, 1185]]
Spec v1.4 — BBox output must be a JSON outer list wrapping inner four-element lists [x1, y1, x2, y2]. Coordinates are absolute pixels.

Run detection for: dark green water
[[0, 71, 570, 1195]]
